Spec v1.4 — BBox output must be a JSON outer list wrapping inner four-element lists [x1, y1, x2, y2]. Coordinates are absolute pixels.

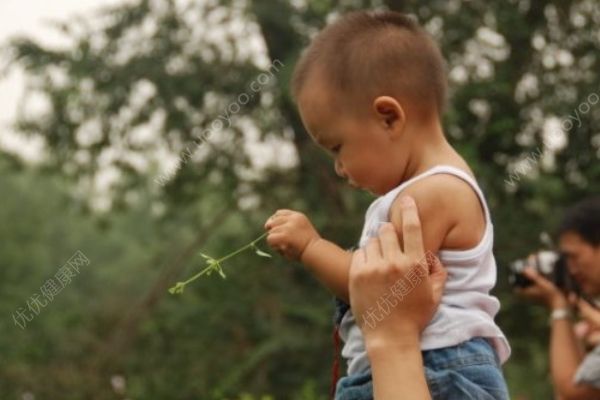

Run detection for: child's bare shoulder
[[389, 173, 486, 252]]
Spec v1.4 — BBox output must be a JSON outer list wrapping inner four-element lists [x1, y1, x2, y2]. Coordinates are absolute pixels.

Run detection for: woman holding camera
[[518, 196, 600, 400]]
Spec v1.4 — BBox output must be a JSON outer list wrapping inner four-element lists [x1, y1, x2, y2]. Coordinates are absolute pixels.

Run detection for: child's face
[[297, 83, 406, 195]]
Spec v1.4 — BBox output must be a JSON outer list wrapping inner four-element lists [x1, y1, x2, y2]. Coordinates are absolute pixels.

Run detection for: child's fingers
[[266, 232, 286, 248], [273, 209, 295, 217], [265, 214, 289, 230]]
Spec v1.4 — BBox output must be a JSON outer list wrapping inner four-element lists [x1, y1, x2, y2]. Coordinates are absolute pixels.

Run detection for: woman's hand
[[347, 196, 445, 400], [517, 267, 568, 310], [349, 196, 447, 348]]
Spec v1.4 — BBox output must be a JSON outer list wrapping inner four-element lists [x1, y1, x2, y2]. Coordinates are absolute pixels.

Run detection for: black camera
[[508, 250, 578, 292]]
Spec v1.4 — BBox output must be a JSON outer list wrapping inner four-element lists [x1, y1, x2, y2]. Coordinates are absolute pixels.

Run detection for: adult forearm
[[300, 238, 352, 302], [549, 319, 600, 400], [550, 313, 584, 394], [367, 338, 432, 400]]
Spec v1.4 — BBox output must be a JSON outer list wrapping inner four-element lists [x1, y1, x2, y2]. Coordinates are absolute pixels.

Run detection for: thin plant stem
[[216, 232, 268, 265], [169, 232, 270, 294]]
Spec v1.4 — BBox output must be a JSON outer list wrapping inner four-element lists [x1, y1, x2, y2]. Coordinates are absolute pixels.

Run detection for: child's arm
[[264, 175, 484, 303], [389, 174, 486, 257], [301, 238, 353, 302], [264, 210, 352, 302]]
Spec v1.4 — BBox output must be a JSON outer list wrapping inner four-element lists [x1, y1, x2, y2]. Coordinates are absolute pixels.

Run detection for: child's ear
[[372, 96, 406, 138]]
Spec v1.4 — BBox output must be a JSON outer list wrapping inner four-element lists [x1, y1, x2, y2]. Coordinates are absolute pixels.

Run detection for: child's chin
[[348, 181, 379, 195]]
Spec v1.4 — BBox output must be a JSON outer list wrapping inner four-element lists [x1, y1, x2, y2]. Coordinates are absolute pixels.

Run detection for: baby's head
[[292, 11, 447, 195]]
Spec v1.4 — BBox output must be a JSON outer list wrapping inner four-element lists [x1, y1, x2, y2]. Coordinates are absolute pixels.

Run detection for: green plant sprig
[[168, 232, 271, 295]]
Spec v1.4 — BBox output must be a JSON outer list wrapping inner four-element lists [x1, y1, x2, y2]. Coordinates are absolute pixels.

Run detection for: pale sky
[[0, 0, 124, 161], [0, 0, 571, 184], [0, 0, 297, 211]]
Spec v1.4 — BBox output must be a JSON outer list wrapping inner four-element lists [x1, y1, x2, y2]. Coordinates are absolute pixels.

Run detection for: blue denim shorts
[[335, 337, 509, 400]]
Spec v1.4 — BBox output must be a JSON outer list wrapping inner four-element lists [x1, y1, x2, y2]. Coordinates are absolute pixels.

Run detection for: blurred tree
[[1, 0, 599, 398]]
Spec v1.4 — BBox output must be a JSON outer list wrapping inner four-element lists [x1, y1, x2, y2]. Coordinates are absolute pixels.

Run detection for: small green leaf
[[168, 282, 185, 295], [199, 252, 214, 261], [255, 248, 272, 258], [212, 262, 224, 279]]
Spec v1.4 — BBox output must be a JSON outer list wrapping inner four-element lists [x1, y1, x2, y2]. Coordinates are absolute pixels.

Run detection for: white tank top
[[339, 165, 511, 376]]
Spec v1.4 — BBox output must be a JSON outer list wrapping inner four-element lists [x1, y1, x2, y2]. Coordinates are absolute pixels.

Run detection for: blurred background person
[[518, 196, 600, 399]]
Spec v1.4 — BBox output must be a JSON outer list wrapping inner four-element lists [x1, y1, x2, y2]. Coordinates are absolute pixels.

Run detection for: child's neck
[[398, 120, 468, 184]]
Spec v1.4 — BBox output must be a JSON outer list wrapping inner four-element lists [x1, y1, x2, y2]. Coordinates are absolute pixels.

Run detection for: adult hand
[[571, 294, 600, 330], [349, 196, 447, 348], [347, 196, 446, 400], [516, 267, 568, 310]]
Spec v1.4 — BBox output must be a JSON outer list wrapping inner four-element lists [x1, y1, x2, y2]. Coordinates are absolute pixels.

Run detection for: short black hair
[[558, 196, 600, 246], [292, 11, 447, 119]]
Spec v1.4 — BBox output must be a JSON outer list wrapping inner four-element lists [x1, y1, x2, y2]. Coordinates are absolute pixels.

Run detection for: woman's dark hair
[[558, 196, 600, 246]]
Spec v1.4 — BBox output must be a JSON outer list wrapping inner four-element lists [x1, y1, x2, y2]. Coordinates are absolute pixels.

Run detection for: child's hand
[[264, 209, 321, 260]]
